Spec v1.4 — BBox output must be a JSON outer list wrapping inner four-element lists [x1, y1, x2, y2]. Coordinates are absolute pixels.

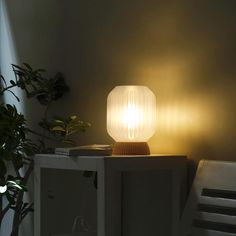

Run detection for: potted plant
[[0, 63, 90, 236]]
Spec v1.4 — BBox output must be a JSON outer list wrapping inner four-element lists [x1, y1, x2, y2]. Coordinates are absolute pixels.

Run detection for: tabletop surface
[[34, 154, 187, 171], [35, 153, 186, 159]]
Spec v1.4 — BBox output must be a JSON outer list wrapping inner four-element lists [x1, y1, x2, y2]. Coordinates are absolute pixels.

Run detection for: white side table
[[34, 155, 187, 236]]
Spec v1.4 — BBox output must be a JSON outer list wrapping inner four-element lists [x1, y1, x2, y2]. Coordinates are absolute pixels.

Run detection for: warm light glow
[[107, 86, 157, 142], [157, 102, 203, 135]]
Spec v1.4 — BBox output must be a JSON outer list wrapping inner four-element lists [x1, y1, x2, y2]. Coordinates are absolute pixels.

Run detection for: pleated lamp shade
[[107, 85, 157, 155]]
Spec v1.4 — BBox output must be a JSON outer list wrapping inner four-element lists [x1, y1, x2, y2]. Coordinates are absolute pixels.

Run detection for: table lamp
[[107, 85, 157, 155]]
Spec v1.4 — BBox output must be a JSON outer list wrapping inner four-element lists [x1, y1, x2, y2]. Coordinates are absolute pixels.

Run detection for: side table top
[[34, 154, 187, 171]]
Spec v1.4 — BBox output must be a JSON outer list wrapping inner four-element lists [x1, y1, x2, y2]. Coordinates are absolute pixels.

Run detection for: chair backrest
[[180, 160, 236, 236]]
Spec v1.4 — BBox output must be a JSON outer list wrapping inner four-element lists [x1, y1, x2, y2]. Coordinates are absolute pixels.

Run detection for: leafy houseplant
[[0, 63, 91, 236]]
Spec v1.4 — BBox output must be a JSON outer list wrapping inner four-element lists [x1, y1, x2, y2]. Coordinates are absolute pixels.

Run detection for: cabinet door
[[122, 170, 173, 236], [40, 169, 97, 236]]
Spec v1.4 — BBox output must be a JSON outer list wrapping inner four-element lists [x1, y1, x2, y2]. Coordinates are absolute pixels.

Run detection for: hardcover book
[[55, 144, 112, 156]]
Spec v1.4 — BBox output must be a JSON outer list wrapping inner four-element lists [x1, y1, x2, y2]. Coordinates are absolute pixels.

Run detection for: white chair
[[180, 160, 236, 236]]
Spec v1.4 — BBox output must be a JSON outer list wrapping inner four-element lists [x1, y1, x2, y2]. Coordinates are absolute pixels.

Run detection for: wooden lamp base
[[112, 142, 150, 155]]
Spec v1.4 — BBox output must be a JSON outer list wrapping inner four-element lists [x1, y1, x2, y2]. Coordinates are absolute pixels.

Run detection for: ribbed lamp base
[[112, 142, 150, 155]]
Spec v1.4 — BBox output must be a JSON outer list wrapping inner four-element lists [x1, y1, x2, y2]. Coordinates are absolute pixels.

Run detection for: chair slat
[[193, 219, 236, 233], [202, 188, 236, 200], [197, 203, 236, 216], [191, 227, 236, 236]]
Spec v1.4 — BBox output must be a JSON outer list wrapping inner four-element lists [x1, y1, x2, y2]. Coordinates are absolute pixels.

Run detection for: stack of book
[[55, 144, 112, 156]]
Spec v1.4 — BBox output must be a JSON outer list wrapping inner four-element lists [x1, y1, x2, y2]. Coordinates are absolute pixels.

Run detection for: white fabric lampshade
[[107, 86, 157, 142]]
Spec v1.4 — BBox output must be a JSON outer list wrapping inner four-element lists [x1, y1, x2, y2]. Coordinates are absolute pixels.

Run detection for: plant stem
[[11, 161, 34, 236], [19, 203, 33, 224]]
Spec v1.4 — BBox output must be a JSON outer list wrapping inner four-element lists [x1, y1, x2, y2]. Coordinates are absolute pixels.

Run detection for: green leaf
[[1, 75, 7, 87], [23, 63, 32, 71], [10, 80, 16, 86], [7, 90, 20, 102], [52, 126, 65, 132], [6, 191, 15, 205], [7, 180, 23, 190], [12, 64, 25, 70], [70, 115, 77, 120], [54, 119, 64, 124]]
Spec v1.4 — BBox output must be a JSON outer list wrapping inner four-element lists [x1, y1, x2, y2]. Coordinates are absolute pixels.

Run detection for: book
[[55, 144, 112, 156]]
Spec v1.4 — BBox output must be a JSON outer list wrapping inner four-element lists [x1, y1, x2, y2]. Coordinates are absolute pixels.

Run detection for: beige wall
[[4, 0, 236, 161]]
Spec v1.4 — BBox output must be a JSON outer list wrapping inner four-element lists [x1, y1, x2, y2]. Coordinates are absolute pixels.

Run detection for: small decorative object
[[107, 85, 157, 155]]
